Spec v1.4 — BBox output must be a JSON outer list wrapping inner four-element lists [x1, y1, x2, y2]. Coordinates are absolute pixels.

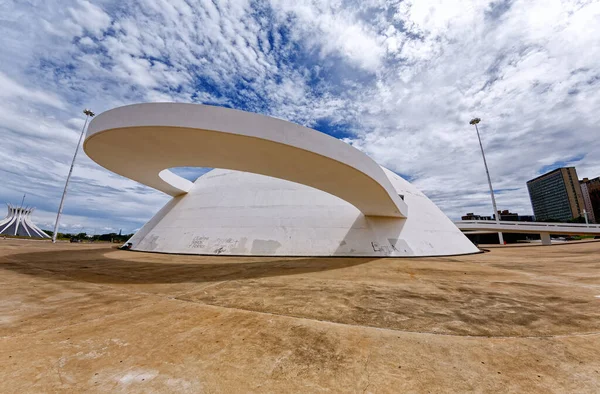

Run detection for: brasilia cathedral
[[0, 204, 50, 239]]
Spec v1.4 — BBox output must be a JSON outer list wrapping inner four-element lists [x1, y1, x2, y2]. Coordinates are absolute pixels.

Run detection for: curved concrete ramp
[[84, 103, 407, 218]]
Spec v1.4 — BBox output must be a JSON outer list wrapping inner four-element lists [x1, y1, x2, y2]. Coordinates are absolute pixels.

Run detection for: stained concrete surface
[[0, 239, 599, 393]]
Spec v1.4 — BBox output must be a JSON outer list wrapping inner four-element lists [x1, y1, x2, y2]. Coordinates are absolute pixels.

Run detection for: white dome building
[[84, 103, 478, 257]]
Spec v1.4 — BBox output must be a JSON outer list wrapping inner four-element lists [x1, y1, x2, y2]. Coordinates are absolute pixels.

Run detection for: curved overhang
[[84, 103, 407, 218]]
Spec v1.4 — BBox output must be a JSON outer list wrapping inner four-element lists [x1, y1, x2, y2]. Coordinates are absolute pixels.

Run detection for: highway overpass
[[455, 220, 600, 245]]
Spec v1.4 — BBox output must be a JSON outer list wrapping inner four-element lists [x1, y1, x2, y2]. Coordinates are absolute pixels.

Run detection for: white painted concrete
[[456, 220, 600, 235], [456, 220, 600, 246], [128, 168, 479, 257], [540, 232, 552, 246], [84, 103, 478, 257]]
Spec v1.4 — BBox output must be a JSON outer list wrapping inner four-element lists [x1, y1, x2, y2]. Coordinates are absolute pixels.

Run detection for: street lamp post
[[469, 118, 504, 245], [52, 109, 95, 243]]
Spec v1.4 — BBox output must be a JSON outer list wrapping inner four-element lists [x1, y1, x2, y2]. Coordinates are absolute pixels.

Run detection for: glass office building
[[526, 167, 585, 222]]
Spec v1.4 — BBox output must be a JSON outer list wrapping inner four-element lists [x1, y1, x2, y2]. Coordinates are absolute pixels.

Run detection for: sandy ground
[[0, 239, 599, 393]]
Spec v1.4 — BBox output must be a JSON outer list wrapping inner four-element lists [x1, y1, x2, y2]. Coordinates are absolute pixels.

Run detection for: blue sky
[[1, 0, 599, 234]]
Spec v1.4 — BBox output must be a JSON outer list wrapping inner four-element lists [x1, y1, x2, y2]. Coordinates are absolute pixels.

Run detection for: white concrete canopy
[[84, 103, 407, 218]]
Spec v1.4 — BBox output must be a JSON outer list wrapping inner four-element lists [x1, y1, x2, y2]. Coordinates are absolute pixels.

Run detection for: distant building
[[461, 212, 492, 220], [580, 177, 600, 223], [526, 167, 585, 222], [498, 210, 534, 222], [461, 210, 534, 222], [498, 209, 519, 221]]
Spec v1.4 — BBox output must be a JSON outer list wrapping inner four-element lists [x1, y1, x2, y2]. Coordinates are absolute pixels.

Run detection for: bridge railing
[[455, 220, 600, 229]]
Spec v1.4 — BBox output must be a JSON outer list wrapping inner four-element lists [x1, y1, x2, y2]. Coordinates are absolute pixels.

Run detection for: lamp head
[[469, 118, 481, 125], [83, 109, 96, 117]]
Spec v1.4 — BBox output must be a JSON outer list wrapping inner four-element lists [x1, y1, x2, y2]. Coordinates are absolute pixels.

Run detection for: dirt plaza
[[1, 239, 599, 393]]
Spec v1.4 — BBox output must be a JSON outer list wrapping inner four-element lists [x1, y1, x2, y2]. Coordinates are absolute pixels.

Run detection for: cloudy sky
[[1, 0, 599, 234]]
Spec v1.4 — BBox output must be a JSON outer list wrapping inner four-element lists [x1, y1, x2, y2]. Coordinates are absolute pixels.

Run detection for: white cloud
[[270, 0, 387, 72], [78, 37, 95, 47], [68, 0, 112, 35], [0, 72, 65, 109]]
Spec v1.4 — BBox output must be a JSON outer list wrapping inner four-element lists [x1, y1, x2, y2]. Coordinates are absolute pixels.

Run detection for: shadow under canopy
[[0, 247, 376, 285]]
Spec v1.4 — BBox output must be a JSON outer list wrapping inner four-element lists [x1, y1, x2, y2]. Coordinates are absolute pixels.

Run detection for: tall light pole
[[469, 117, 504, 245], [52, 109, 95, 243]]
